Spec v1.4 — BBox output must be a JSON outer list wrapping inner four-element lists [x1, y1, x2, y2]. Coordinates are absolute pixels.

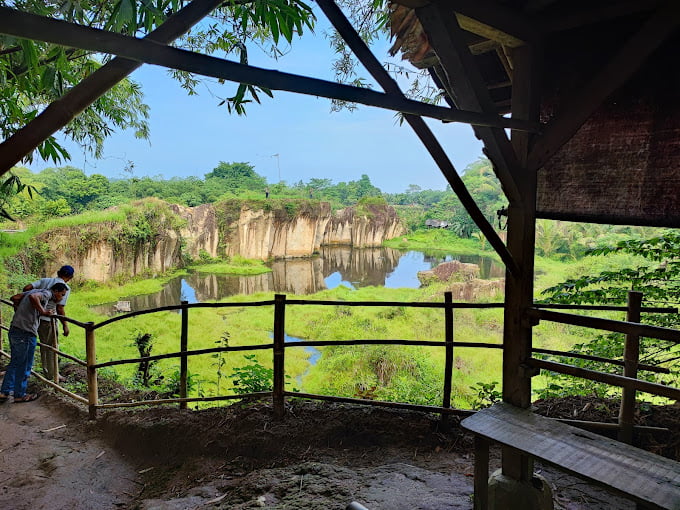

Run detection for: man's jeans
[[1, 327, 37, 399]]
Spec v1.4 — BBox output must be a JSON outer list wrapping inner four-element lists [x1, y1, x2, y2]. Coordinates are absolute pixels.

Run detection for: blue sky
[[26, 11, 484, 194]]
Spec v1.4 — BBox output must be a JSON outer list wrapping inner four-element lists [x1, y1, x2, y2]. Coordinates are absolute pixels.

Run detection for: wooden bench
[[461, 402, 680, 510]]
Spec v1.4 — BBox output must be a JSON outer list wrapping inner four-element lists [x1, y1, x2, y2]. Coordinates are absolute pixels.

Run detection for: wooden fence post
[[441, 292, 454, 429], [273, 294, 286, 418], [85, 322, 98, 420], [180, 300, 188, 410], [618, 291, 642, 443]]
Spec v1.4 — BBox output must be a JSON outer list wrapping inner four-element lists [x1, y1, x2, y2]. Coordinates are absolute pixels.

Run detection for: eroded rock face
[[36, 201, 404, 282], [37, 224, 181, 282], [178, 202, 405, 262], [417, 260, 505, 301], [417, 260, 481, 285]]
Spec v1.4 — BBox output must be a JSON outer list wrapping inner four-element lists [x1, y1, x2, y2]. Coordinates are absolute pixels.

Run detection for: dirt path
[[0, 394, 139, 510], [0, 390, 649, 510]]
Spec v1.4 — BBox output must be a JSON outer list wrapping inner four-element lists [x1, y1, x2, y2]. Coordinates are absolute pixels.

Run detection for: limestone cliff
[[28, 200, 404, 282], [176, 200, 405, 262]]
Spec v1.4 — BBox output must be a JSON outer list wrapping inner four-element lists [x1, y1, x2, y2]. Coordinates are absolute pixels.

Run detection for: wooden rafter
[[415, 0, 524, 206], [527, 0, 680, 172], [0, 0, 226, 175], [315, 0, 519, 276], [447, 0, 541, 46], [390, 0, 541, 47], [0, 7, 541, 175]]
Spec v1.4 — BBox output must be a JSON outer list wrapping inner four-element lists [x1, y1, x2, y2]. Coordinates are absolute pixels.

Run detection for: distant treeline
[[3, 157, 658, 259]]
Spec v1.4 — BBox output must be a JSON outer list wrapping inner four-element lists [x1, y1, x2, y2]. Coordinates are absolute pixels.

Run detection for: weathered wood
[[30, 371, 89, 405], [462, 402, 680, 509], [447, 0, 541, 46], [308, 0, 519, 275], [85, 323, 98, 420], [528, 357, 680, 401], [474, 436, 490, 510], [284, 391, 474, 416], [532, 347, 669, 374], [527, 308, 680, 344], [619, 291, 642, 443], [273, 294, 286, 417], [441, 292, 455, 429], [95, 391, 272, 409], [416, 2, 524, 206], [179, 301, 189, 410], [94, 343, 274, 369]]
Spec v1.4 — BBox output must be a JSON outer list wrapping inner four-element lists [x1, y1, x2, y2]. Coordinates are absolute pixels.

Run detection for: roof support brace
[[0, 6, 539, 175], [415, 1, 525, 206], [316, 0, 519, 276]]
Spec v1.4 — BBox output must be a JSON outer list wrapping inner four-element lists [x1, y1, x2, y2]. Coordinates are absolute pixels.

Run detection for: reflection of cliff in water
[[320, 246, 401, 288], [92, 247, 401, 315], [91, 247, 502, 315]]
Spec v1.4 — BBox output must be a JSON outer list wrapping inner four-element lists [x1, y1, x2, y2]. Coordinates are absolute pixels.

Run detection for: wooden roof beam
[[390, 0, 541, 47], [0, 8, 541, 175], [415, 0, 524, 206], [528, 0, 680, 172], [0, 0, 226, 176], [316, 0, 519, 276]]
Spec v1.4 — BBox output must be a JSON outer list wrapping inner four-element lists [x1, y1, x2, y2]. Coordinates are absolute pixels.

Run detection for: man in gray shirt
[[0, 283, 68, 402], [23, 265, 74, 381]]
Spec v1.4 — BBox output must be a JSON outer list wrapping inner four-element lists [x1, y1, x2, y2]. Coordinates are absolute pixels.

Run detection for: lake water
[[93, 246, 503, 315]]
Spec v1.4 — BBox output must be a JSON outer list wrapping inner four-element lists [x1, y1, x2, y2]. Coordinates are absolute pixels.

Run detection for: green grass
[[191, 256, 271, 276], [26, 245, 658, 409], [384, 229, 498, 257]]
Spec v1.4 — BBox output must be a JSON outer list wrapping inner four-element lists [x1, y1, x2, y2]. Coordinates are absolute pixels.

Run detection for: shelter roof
[[389, 0, 680, 226]]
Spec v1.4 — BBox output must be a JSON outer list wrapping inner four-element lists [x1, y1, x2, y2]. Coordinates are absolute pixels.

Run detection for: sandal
[[0, 393, 9, 401], [13, 393, 39, 403]]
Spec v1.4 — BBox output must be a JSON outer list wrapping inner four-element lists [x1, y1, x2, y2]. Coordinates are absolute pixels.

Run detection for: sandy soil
[[0, 375, 678, 510]]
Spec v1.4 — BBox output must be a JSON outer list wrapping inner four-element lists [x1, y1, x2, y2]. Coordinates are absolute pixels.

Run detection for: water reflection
[[92, 246, 502, 315]]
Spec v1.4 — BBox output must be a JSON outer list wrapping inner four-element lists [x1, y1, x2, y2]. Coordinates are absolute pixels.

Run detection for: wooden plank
[[462, 403, 680, 509], [527, 0, 680, 172], [527, 308, 680, 344], [448, 0, 542, 46], [527, 357, 680, 401], [0, 0, 225, 176]]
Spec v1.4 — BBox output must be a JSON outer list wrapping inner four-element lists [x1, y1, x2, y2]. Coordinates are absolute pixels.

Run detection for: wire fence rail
[[0, 291, 678, 442]]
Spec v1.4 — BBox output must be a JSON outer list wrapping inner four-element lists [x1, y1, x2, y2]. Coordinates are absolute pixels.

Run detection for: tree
[[204, 162, 267, 195], [1, 1, 316, 165]]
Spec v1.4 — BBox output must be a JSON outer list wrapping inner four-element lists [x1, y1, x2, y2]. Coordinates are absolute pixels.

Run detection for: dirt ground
[[0, 372, 678, 510]]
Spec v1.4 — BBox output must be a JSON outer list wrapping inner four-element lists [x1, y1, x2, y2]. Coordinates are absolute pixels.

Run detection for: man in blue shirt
[[0, 283, 68, 403]]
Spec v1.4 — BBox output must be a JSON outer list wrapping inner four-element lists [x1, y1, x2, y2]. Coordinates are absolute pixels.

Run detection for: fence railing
[[0, 291, 677, 441]]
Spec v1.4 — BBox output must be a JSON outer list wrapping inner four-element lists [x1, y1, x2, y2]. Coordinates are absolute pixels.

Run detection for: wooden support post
[[501, 42, 539, 482], [618, 291, 642, 444], [180, 300, 188, 410], [273, 294, 286, 418], [474, 435, 490, 510], [85, 322, 98, 420], [49, 318, 59, 383], [441, 291, 454, 430]]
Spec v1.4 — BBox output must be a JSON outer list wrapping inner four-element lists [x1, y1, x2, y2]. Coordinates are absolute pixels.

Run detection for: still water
[[93, 246, 503, 315]]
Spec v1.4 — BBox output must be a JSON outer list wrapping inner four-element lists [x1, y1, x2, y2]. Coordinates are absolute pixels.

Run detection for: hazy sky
[[25, 11, 484, 194]]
